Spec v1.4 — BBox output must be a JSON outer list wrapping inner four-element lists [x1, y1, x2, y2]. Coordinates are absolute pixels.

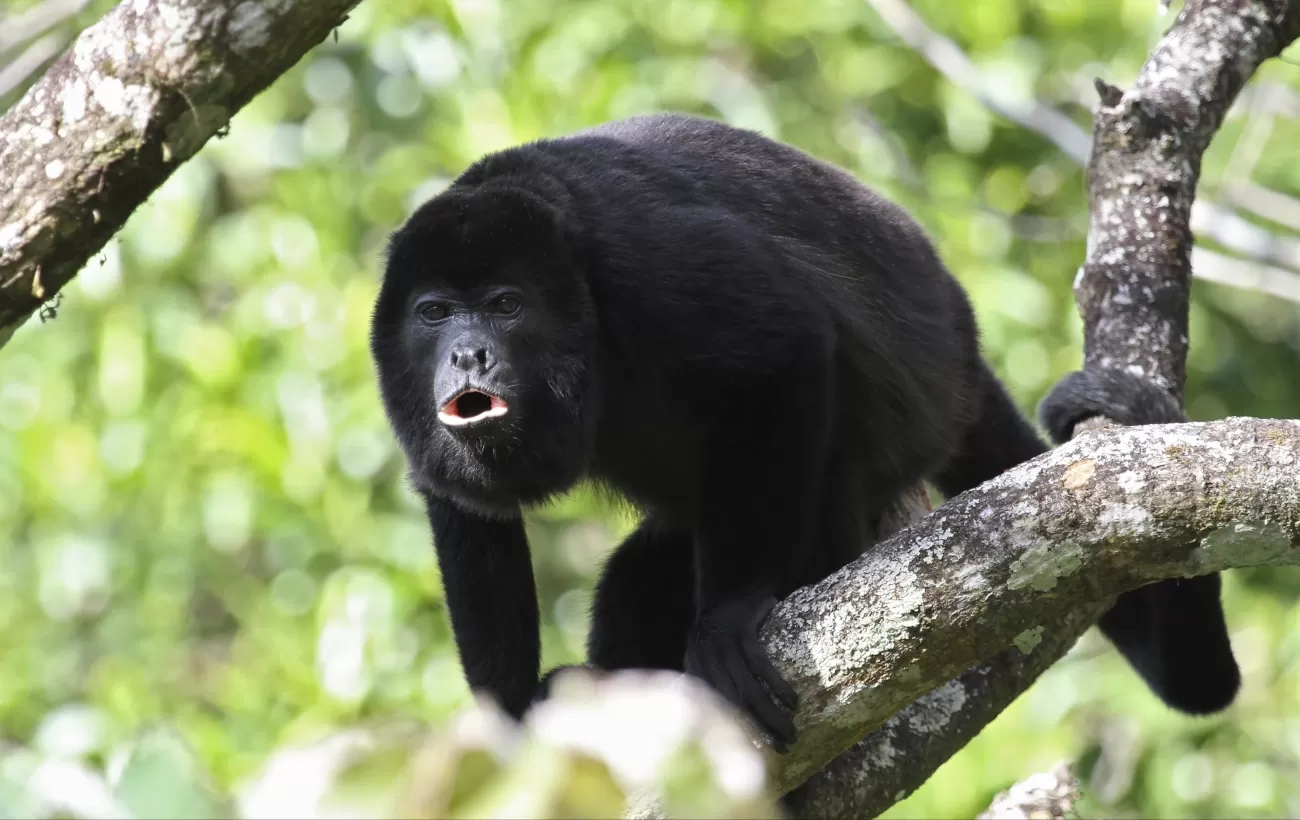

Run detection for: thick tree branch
[[0, 0, 359, 348], [785, 600, 1106, 818], [760, 416, 1300, 799]]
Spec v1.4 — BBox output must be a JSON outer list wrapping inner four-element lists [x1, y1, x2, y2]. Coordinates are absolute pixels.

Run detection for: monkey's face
[[371, 187, 600, 517]]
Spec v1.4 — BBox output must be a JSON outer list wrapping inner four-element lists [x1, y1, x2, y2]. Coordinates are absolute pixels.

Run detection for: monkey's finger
[[693, 650, 745, 713], [743, 635, 799, 711], [741, 597, 798, 710], [742, 682, 796, 750], [750, 595, 778, 627], [764, 727, 790, 755], [725, 649, 796, 748]]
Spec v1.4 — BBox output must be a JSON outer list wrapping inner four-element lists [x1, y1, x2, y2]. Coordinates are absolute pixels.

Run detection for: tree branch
[[976, 763, 1080, 820], [757, 416, 1300, 800], [787, 1, 1300, 815], [1080, 0, 1300, 396], [784, 599, 1106, 818], [0, 0, 359, 348]]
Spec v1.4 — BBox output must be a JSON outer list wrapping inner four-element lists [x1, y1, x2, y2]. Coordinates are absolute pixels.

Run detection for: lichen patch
[[1007, 540, 1084, 592], [1013, 626, 1045, 654], [1062, 459, 1096, 489]]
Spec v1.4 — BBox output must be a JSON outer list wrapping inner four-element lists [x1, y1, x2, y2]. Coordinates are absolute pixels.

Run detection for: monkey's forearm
[[425, 498, 540, 716]]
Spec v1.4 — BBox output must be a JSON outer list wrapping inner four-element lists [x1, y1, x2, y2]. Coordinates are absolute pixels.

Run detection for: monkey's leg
[[587, 517, 697, 671], [932, 360, 1049, 497]]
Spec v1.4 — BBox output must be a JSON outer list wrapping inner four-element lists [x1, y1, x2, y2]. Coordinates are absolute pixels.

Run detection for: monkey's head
[[370, 185, 601, 517]]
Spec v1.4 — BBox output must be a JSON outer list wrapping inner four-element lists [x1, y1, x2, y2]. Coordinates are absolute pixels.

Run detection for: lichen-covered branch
[[1078, 0, 1300, 397], [0, 0, 360, 348], [975, 763, 1080, 820], [758, 416, 1300, 800], [784, 600, 1106, 818]]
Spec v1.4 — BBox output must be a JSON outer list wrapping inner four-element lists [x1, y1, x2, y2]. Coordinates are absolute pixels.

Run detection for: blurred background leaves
[[2, 0, 1300, 815]]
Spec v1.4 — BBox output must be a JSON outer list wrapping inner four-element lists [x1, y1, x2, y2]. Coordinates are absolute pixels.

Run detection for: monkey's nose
[[449, 346, 495, 373]]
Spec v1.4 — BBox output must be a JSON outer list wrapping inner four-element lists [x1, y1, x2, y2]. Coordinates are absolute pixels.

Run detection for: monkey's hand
[[684, 593, 798, 751]]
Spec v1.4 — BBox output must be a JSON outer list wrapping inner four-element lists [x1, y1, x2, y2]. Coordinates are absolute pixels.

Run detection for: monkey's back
[[588, 115, 981, 439], [459, 113, 986, 493]]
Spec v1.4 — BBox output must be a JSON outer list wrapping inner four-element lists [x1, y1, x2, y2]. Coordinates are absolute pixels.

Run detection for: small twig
[[846, 109, 1086, 242], [861, 0, 1093, 164], [0, 33, 67, 101], [1192, 200, 1300, 275], [0, 0, 88, 58], [1219, 79, 1277, 183], [862, 0, 1300, 283], [1229, 80, 1300, 118], [977, 763, 1080, 820], [1191, 245, 1300, 303], [1222, 180, 1300, 234]]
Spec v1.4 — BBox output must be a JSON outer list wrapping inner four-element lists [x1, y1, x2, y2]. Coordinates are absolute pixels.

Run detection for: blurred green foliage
[[3, 0, 1300, 815]]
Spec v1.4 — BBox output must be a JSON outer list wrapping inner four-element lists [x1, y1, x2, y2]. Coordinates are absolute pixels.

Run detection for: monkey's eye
[[417, 301, 450, 323], [491, 295, 521, 315]]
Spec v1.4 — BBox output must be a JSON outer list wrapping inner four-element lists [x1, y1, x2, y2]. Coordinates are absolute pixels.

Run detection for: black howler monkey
[[369, 113, 1239, 749]]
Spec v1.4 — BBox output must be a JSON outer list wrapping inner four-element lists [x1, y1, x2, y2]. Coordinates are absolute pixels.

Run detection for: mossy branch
[[0, 0, 360, 347]]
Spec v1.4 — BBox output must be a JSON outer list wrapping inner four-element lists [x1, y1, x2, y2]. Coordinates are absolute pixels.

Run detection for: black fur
[[1039, 369, 1241, 714], [369, 113, 1233, 748], [1039, 368, 1183, 443]]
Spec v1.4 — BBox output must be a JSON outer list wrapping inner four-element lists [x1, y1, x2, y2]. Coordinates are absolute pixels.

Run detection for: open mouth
[[437, 389, 509, 427]]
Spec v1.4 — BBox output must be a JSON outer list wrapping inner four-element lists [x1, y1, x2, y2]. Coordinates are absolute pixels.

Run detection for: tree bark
[[0, 0, 360, 347], [1077, 0, 1300, 398], [975, 763, 1079, 820]]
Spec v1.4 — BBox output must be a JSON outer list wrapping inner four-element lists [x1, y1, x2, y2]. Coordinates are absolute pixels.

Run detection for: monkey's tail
[[1037, 368, 1241, 716], [1038, 368, 1184, 440]]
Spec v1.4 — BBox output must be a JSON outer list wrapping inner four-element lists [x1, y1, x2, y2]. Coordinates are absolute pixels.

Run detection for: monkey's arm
[[424, 495, 541, 718], [684, 352, 830, 750]]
